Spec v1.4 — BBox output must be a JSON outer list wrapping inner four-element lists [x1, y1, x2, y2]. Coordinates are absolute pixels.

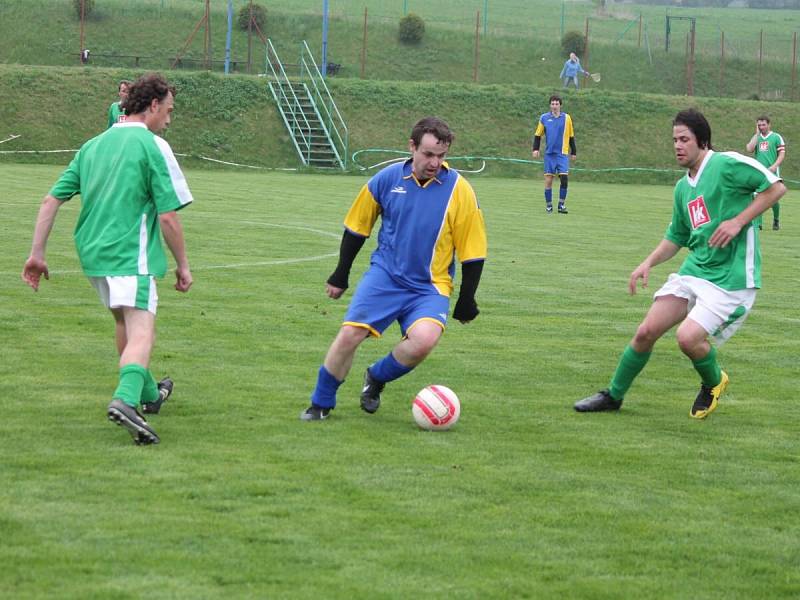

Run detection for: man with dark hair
[[302, 116, 487, 421], [575, 108, 785, 418], [746, 115, 786, 230], [107, 79, 132, 129], [23, 73, 193, 444], [532, 95, 576, 214]]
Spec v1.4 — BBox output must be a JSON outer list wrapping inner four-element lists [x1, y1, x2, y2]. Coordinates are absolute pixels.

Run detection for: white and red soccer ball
[[412, 385, 460, 430]]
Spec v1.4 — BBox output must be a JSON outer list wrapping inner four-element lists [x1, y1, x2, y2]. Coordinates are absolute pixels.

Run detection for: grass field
[[2, 164, 799, 598]]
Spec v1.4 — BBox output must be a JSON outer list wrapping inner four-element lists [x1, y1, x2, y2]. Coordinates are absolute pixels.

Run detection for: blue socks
[[311, 366, 343, 409], [369, 352, 412, 384], [544, 188, 553, 207]]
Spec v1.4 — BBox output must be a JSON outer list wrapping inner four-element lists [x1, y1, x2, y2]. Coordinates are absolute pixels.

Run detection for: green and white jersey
[[753, 130, 785, 176], [107, 101, 126, 129], [49, 122, 193, 278], [665, 150, 779, 291]]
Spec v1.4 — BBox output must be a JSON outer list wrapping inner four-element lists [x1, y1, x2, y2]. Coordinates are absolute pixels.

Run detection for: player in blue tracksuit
[[302, 116, 488, 421], [532, 95, 577, 214]]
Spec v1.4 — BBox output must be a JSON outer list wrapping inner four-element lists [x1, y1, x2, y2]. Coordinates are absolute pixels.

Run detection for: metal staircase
[[264, 40, 348, 170]]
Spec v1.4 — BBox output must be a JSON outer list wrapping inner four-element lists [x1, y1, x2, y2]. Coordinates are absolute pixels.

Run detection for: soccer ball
[[413, 385, 460, 431]]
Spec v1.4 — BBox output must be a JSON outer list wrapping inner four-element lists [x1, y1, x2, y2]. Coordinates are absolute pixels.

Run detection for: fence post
[[719, 30, 725, 97], [361, 7, 367, 79], [584, 17, 590, 87], [792, 32, 798, 102], [473, 11, 480, 83], [758, 30, 763, 99], [687, 23, 695, 96], [638, 13, 642, 48]]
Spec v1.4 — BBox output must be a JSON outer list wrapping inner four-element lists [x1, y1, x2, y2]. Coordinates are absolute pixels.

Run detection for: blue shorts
[[544, 154, 569, 176], [344, 266, 450, 337]]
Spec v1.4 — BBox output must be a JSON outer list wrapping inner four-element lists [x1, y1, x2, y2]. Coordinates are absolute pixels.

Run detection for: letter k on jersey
[[688, 196, 711, 229]]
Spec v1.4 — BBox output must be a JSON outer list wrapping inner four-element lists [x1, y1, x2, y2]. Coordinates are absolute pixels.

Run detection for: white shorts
[[89, 275, 158, 315], [654, 273, 755, 345]]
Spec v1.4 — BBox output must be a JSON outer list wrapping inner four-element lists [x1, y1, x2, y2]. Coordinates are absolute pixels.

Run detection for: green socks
[[609, 345, 652, 401], [692, 346, 722, 388], [113, 364, 159, 408]]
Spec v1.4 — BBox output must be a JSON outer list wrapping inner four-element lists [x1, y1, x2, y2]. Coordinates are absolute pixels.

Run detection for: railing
[[263, 39, 315, 166], [298, 41, 348, 170]]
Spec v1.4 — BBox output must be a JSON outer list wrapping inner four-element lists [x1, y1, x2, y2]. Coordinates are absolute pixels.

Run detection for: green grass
[[2, 164, 800, 598], [2, 0, 800, 99]]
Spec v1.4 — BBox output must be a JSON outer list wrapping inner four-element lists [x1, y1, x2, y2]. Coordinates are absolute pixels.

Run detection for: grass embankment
[[1, 64, 799, 185]]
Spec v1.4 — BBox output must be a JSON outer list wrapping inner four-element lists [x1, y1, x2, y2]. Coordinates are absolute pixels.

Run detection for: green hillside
[[2, 0, 800, 99], [1, 64, 798, 186]]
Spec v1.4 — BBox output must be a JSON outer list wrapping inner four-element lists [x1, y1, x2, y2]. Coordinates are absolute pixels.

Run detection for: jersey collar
[[402, 158, 451, 187], [686, 149, 714, 187]]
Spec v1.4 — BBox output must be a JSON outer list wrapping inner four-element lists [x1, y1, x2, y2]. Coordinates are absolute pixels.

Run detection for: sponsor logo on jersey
[[688, 195, 711, 229], [391, 186, 406, 194], [759, 141, 769, 152]]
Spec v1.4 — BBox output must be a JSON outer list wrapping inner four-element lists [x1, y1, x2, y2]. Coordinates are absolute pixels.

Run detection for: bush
[[73, 0, 95, 18], [399, 13, 425, 44], [561, 31, 586, 57], [238, 3, 266, 32]]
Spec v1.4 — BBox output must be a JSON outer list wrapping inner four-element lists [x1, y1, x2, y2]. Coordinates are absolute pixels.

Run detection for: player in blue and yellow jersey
[[532, 95, 576, 214], [302, 117, 488, 421]]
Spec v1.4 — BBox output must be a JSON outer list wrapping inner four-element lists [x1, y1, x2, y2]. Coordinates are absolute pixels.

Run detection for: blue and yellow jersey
[[343, 160, 487, 297], [534, 111, 574, 156]]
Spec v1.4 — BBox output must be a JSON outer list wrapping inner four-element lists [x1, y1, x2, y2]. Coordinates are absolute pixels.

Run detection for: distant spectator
[[80, 48, 90, 64], [107, 80, 132, 129], [559, 52, 588, 90]]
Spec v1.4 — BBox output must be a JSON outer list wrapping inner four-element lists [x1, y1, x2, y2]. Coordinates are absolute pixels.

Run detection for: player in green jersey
[[746, 115, 785, 230], [107, 79, 131, 129], [575, 109, 786, 419], [22, 73, 193, 445]]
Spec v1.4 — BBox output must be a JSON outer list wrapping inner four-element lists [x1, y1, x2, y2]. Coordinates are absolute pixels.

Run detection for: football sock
[[608, 345, 652, 401], [559, 188, 567, 201], [544, 188, 553, 206], [140, 369, 159, 404], [773, 202, 780, 221], [691, 346, 722, 388], [113, 364, 148, 409], [369, 352, 412, 383], [311, 365, 342, 409]]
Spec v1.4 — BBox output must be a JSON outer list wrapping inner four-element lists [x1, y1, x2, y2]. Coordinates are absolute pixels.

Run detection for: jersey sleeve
[[565, 114, 575, 154], [48, 152, 81, 201], [149, 137, 193, 213], [343, 183, 380, 237], [725, 152, 780, 194], [450, 176, 487, 263], [534, 116, 545, 138], [664, 184, 690, 247]]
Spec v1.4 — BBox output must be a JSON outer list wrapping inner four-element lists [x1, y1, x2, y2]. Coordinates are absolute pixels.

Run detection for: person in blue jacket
[[560, 52, 588, 90]]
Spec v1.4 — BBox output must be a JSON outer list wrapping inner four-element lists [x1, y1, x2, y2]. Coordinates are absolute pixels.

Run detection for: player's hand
[[532, 150, 540, 159], [709, 218, 743, 248], [326, 282, 345, 299], [22, 256, 49, 291], [628, 263, 650, 295], [453, 296, 479, 323], [174, 265, 193, 292]]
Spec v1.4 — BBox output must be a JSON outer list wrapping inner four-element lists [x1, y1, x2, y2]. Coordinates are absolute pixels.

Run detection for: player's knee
[[335, 325, 369, 351], [675, 326, 705, 356], [559, 174, 568, 189], [406, 324, 442, 359], [632, 322, 659, 349]]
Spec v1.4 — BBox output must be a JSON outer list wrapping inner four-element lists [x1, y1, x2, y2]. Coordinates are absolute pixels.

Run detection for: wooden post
[[687, 23, 695, 96], [361, 7, 367, 79], [584, 17, 590, 87], [638, 13, 642, 48], [719, 30, 725, 97], [247, 0, 253, 73], [204, 0, 211, 70], [792, 32, 798, 102], [473, 11, 480, 83], [79, 0, 85, 63], [758, 30, 763, 99]]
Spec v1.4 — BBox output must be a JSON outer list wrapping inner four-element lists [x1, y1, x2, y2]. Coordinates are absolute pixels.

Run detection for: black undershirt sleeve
[[326, 230, 367, 290]]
